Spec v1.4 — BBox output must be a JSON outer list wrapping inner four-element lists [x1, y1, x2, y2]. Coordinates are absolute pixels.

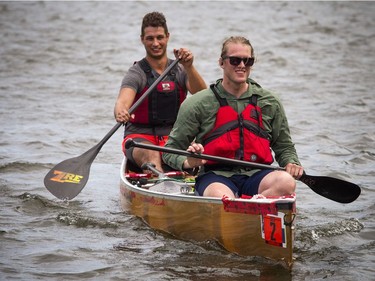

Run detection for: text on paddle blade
[[49, 170, 83, 184]]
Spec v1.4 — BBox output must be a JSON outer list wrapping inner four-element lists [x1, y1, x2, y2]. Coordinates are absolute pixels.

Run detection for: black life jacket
[[202, 84, 274, 166], [130, 58, 187, 126]]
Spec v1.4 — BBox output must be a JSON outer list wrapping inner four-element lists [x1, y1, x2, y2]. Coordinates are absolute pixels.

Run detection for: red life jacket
[[202, 84, 274, 167], [130, 58, 187, 126]]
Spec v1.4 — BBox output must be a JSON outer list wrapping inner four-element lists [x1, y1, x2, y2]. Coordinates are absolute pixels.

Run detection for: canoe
[[119, 157, 297, 268]]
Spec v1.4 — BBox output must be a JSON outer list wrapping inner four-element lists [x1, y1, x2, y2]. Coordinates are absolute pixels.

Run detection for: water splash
[[296, 217, 364, 251], [56, 212, 118, 229]]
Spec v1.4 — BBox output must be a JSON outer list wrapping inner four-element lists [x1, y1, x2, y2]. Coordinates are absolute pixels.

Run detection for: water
[[1, 1, 374, 280]]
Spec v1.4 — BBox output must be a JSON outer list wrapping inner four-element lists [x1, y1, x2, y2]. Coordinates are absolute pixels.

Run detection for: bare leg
[[203, 183, 236, 198], [132, 146, 164, 172], [258, 171, 296, 197]]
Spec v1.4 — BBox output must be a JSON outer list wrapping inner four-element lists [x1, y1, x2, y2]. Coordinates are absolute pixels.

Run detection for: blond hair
[[220, 36, 254, 58]]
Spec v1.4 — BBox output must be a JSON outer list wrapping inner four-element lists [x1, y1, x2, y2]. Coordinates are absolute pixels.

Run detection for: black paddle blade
[[299, 174, 361, 204], [125, 139, 362, 203], [44, 148, 97, 200]]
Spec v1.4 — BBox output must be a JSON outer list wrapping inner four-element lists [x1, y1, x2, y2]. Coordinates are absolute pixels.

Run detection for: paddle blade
[[44, 150, 96, 200], [299, 174, 361, 204]]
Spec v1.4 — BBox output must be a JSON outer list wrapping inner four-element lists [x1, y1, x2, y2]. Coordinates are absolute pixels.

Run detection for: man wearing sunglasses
[[163, 36, 304, 199]]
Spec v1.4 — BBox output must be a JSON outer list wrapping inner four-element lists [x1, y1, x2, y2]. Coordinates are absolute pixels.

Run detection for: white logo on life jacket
[[157, 81, 176, 93], [161, 82, 171, 91]]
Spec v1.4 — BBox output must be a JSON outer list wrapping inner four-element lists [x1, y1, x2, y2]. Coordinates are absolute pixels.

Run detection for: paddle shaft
[[126, 139, 361, 203], [126, 139, 285, 171], [44, 59, 180, 199], [92, 58, 181, 152]]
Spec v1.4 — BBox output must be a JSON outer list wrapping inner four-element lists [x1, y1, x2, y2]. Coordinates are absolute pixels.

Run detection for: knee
[[278, 172, 296, 194], [259, 171, 296, 196], [203, 183, 236, 198]]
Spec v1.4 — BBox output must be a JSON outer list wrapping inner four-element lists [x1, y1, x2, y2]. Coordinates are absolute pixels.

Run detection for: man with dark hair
[[115, 12, 206, 172]]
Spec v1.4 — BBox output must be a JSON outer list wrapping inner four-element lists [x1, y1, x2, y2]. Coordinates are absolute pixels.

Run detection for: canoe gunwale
[[120, 157, 296, 206]]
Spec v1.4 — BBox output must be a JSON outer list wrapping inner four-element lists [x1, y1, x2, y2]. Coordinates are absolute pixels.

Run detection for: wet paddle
[[44, 59, 181, 200], [125, 139, 361, 204]]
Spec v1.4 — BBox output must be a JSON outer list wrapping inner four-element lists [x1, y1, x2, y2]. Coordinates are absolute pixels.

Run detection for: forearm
[[162, 150, 187, 171], [163, 131, 190, 171], [271, 119, 301, 167], [114, 88, 136, 122], [274, 142, 301, 167], [114, 100, 126, 116], [185, 65, 206, 94], [163, 101, 200, 170]]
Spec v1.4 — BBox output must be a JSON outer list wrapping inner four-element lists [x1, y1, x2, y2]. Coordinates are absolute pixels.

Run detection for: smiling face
[[220, 42, 253, 86], [141, 26, 169, 60]]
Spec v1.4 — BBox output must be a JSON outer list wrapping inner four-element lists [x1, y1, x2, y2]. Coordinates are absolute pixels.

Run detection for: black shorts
[[195, 170, 274, 197]]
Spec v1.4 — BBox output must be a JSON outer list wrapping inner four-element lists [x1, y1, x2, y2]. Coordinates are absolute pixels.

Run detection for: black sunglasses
[[222, 56, 255, 67]]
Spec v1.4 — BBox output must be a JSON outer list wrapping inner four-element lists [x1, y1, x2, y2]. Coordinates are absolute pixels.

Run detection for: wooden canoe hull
[[119, 158, 296, 268]]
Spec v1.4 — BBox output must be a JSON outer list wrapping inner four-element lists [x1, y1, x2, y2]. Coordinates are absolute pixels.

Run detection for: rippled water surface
[[1, 1, 374, 280]]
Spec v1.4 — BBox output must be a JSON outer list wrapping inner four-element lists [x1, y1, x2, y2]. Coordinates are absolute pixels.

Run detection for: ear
[[219, 58, 224, 67]]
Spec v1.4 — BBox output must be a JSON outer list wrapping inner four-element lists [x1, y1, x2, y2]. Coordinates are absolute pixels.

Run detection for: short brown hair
[[220, 36, 254, 58], [141, 12, 168, 37]]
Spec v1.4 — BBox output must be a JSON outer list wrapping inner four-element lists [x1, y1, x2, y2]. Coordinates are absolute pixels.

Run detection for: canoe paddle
[[44, 59, 181, 200], [125, 139, 361, 204]]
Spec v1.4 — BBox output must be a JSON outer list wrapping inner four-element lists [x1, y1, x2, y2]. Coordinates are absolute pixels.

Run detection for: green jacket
[[162, 78, 301, 176]]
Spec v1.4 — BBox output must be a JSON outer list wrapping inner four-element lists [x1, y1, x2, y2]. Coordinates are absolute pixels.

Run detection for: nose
[[152, 38, 160, 47], [238, 60, 246, 67]]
